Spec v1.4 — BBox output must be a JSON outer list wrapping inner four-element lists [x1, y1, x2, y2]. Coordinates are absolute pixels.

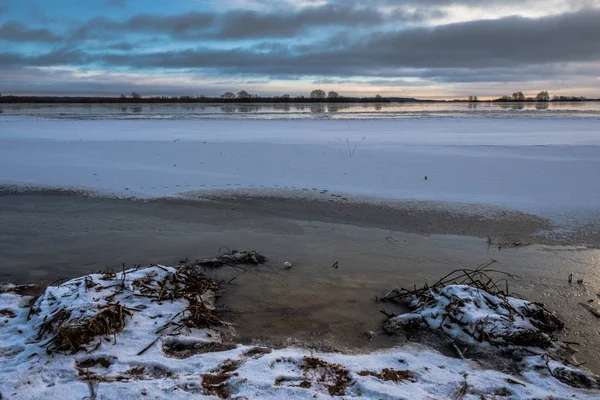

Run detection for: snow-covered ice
[[1, 118, 599, 222], [1, 266, 599, 399]]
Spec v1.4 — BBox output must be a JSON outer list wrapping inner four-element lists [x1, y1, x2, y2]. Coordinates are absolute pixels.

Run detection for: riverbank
[[1, 258, 598, 399], [1, 189, 600, 375]]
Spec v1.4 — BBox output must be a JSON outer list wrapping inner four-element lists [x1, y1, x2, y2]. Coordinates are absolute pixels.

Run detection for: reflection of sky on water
[[1, 102, 599, 120]]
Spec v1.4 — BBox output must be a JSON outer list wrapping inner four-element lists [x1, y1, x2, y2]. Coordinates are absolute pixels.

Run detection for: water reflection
[[536, 102, 550, 110], [499, 103, 525, 110], [310, 105, 326, 113], [1, 101, 599, 120]]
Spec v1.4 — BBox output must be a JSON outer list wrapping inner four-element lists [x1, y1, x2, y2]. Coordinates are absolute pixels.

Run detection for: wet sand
[[1, 189, 600, 373]]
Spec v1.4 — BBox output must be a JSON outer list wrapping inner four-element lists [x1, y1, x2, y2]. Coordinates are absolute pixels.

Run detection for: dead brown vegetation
[[242, 347, 272, 358], [162, 339, 236, 359], [300, 356, 353, 396], [185, 249, 266, 270], [76, 357, 114, 369], [201, 359, 242, 398], [39, 303, 132, 353], [132, 265, 220, 304], [0, 309, 16, 318], [358, 368, 417, 382]]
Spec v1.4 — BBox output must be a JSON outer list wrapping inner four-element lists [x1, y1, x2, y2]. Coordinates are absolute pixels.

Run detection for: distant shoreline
[[1, 96, 598, 104]]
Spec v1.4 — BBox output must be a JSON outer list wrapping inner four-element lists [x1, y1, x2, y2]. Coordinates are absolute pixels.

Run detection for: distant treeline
[[0, 91, 596, 104], [0, 95, 418, 104]]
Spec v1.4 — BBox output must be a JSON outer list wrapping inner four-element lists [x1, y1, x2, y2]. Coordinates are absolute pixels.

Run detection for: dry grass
[[0, 309, 16, 318], [162, 339, 236, 359], [380, 260, 512, 301], [76, 357, 113, 369], [39, 303, 131, 354], [201, 359, 242, 398], [358, 368, 417, 382], [132, 265, 220, 304], [300, 356, 353, 396], [242, 346, 272, 358]]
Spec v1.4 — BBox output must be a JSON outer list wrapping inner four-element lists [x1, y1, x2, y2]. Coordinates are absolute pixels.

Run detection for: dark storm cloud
[[212, 4, 400, 39], [70, 3, 438, 41], [0, 48, 88, 67], [89, 8, 600, 77], [3, 7, 600, 84], [315, 8, 600, 71], [73, 12, 215, 40], [0, 21, 61, 42], [107, 42, 135, 51]]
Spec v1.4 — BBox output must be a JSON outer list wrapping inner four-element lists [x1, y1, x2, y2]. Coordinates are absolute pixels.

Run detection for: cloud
[[80, 8, 600, 78], [211, 4, 399, 39], [69, 3, 440, 41], [2, 1, 600, 96], [1, 64, 597, 98], [0, 21, 62, 42], [4, 8, 600, 81], [0, 48, 88, 67], [72, 12, 215, 40]]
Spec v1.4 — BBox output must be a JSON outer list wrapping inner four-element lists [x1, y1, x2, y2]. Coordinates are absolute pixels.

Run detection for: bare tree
[[375, 94, 382, 99], [327, 91, 341, 99], [512, 91, 525, 101], [237, 90, 251, 99], [221, 92, 235, 99], [310, 89, 326, 99], [281, 94, 290, 99], [536, 91, 550, 102], [131, 92, 141, 99]]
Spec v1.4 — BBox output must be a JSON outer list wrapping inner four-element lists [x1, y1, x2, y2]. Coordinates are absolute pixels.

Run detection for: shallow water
[[208, 222, 600, 358], [1, 192, 600, 373], [2, 101, 600, 120]]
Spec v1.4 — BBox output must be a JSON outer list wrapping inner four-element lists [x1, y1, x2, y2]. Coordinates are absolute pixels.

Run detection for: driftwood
[[379, 260, 510, 303], [188, 249, 266, 269]]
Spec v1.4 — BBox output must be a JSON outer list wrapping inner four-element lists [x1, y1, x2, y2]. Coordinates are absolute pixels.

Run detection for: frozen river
[[1, 103, 599, 245]]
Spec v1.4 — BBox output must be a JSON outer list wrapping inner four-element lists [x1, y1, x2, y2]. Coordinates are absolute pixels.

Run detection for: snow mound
[[385, 284, 564, 349], [29, 265, 222, 354]]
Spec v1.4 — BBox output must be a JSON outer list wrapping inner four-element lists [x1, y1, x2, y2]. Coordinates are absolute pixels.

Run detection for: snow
[[1, 118, 599, 225], [1, 267, 599, 399], [386, 285, 562, 350]]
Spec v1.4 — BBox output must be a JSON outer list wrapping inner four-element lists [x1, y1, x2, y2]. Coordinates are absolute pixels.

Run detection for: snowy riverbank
[[1, 263, 599, 399]]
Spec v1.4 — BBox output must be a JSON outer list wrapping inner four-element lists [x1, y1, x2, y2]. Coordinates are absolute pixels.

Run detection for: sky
[[0, 0, 599, 99]]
